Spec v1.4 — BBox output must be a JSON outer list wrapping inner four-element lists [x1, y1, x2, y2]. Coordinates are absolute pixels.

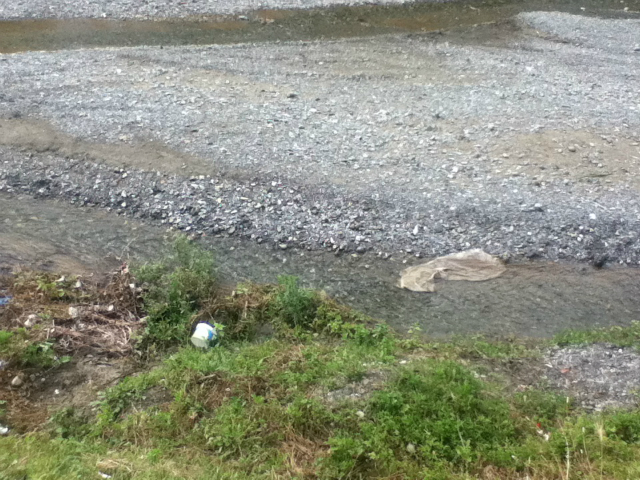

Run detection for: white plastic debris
[[24, 314, 39, 328], [190, 323, 218, 348], [399, 249, 506, 292]]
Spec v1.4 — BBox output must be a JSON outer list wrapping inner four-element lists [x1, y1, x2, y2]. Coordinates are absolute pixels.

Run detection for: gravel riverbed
[[1, 12, 640, 264], [0, 0, 443, 20]]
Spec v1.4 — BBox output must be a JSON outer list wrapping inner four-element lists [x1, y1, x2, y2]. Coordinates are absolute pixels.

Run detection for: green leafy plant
[[135, 236, 216, 349], [269, 275, 319, 330]]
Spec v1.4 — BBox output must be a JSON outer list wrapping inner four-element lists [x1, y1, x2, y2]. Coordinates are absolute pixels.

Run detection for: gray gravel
[[0, 0, 437, 20], [545, 344, 640, 410], [1, 12, 640, 263]]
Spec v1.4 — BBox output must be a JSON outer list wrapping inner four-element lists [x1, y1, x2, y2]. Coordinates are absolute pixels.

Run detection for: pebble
[[11, 375, 23, 387], [24, 314, 39, 328]]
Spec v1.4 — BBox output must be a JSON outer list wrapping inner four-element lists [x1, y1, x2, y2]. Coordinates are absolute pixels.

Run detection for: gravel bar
[[0, 0, 445, 20], [1, 12, 640, 264]]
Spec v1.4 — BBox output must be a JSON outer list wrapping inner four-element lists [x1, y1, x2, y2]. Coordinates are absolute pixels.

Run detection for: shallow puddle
[[2, 193, 640, 338]]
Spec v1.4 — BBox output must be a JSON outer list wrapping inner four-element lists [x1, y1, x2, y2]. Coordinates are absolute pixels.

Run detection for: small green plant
[[0, 331, 69, 369], [135, 236, 216, 349], [512, 389, 573, 425], [555, 322, 640, 348], [269, 275, 319, 330], [0, 330, 13, 348], [605, 410, 640, 443], [49, 407, 92, 439], [36, 277, 68, 300], [95, 369, 165, 427]]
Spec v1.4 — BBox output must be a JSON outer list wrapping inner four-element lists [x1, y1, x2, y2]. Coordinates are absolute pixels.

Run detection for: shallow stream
[[3, 194, 640, 338]]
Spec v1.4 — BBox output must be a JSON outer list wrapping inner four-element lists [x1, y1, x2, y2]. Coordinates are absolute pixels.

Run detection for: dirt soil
[[1, 357, 133, 433]]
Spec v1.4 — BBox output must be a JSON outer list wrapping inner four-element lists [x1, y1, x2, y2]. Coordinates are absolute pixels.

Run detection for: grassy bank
[[2, 238, 640, 479]]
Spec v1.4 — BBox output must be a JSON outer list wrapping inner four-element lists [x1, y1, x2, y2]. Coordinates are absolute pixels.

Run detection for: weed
[[0, 330, 13, 348], [605, 410, 640, 443], [135, 236, 216, 349], [555, 322, 640, 348], [0, 329, 69, 369], [96, 369, 165, 428], [49, 407, 92, 439], [323, 360, 517, 477], [513, 389, 573, 425], [269, 275, 319, 330]]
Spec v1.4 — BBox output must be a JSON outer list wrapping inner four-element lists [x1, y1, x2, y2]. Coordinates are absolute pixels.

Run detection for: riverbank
[[2, 238, 640, 479]]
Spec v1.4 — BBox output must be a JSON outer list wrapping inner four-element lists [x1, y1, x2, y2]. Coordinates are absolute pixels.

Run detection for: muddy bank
[[2, 193, 640, 338]]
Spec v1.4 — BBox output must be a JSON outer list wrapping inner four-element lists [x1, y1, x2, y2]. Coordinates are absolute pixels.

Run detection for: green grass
[[5, 238, 640, 479], [135, 236, 217, 349], [555, 321, 640, 348], [6, 332, 640, 479]]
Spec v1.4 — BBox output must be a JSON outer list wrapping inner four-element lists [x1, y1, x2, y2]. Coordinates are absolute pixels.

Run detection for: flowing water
[[3, 194, 640, 338], [2, 0, 640, 338], [0, 0, 638, 54]]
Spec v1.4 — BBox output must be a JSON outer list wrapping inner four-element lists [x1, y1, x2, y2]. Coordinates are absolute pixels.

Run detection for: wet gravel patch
[[545, 344, 640, 411], [3, 145, 640, 262], [1, 13, 640, 262]]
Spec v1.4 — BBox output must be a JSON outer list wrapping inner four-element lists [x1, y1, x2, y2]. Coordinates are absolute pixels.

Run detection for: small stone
[[589, 213, 597, 220], [68, 306, 79, 318], [0, 425, 8, 435], [592, 254, 608, 269], [568, 145, 576, 152], [406, 443, 416, 454], [24, 314, 39, 328], [279, 243, 288, 250], [11, 375, 23, 387]]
